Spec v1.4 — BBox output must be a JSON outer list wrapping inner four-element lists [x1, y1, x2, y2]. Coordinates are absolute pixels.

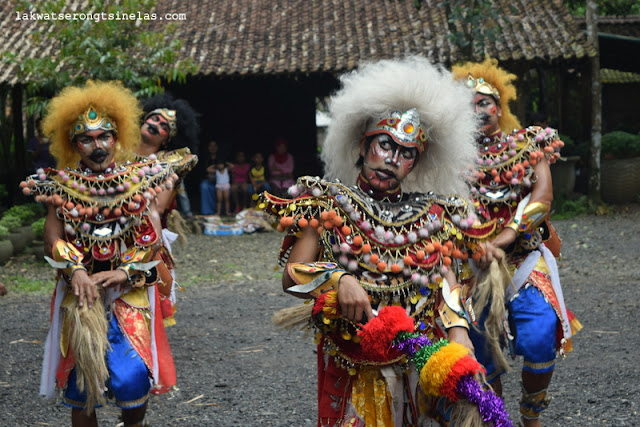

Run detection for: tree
[[3, 0, 199, 117]]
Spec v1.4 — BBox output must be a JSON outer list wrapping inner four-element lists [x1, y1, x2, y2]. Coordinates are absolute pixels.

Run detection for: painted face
[[359, 134, 418, 192], [73, 129, 116, 172], [474, 93, 502, 135], [141, 113, 171, 148]]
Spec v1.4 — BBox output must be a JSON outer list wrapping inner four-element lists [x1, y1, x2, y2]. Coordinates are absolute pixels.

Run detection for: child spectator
[[249, 152, 271, 198], [231, 151, 251, 213], [215, 159, 233, 216]]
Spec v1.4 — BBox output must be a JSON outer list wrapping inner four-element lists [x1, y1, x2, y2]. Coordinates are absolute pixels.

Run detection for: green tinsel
[[411, 338, 450, 371]]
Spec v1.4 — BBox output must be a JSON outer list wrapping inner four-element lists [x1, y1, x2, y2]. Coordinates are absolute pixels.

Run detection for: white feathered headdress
[[321, 56, 478, 200]]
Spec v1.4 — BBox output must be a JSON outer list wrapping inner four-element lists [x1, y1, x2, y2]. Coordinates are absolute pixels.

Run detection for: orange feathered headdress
[[451, 58, 522, 133], [42, 80, 142, 169]]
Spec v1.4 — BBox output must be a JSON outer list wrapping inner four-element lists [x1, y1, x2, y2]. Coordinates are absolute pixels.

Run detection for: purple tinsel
[[456, 376, 513, 427], [392, 334, 432, 358]]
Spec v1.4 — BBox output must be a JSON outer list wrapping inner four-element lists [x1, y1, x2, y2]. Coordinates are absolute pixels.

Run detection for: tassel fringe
[[271, 303, 312, 330], [69, 299, 110, 414], [471, 259, 512, 374]]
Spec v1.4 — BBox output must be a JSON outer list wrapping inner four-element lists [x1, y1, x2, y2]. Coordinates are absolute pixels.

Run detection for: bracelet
[[116, 266, 132, 283]]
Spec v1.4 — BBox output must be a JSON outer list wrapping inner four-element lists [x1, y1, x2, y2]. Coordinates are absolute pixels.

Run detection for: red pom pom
[[440, 355, 484, 401], [358, 306, 415, 361]]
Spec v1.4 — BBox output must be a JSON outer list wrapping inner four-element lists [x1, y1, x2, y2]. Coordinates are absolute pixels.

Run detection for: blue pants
[[470, 285, 559, 380], [200, 179, 217, 215], [63, 315, 151, 409]]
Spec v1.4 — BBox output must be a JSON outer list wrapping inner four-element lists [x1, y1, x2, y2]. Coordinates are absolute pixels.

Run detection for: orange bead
[[370, 254, 379, 264], [297, 217, 308, 228], [276, 224, 284, 232], [353, 235, 363, 246], [133, 194, 142, 203], [316, 226, 324, 235], [377, 261, 387, 271], [432, 241, 442, 251], [361, 243, 372, 254], [416, 250, 426, 259], [424, 244, 435, 254], [491, 169, 498, 176], [443, 256, 452, 266], [493, 176, 501, 183], [65, 201, 74, 210], [441, 246, 449, 256], [327, 210, 337, 220], [522, 160, 530, 167], [113, 207, 122, 217], [53, 195, 63, 206], [22, 187, 31, 195], [390, 263, 401, 274], [19, 181, 27, 188], [103, 207, 111, 216], [324, 220, 334, 229], [472, 251, 482, 261], [445, 241, 453, 249], [341, 225, 351, 236], [333, 216, 343, 227], [452, 249, 463, 258], [309, 218, 319, 228], [320, 211, 329, 220], [280, 216, 294, 227], [403, 255, 413, 265]]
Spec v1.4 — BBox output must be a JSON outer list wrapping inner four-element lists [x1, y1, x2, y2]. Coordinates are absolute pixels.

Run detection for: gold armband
[[286, 262, 350, 298], [118, 246, 160, 287], [506, 200, 550, 233], [44, 239, 87, 278], [438, 279, 470, 330]]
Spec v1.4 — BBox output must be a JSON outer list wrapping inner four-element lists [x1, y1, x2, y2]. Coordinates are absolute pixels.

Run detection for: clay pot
[[0, 239, 13, 265], [31, 239, 46, 262]]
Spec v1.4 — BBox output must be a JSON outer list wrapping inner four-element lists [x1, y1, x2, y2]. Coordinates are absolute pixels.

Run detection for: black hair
[[142, 93, 201, 155]]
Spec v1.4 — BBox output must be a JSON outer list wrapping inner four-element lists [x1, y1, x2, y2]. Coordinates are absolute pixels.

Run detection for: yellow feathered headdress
[[42, 80, 142, 169], [451, 58, 521, 133]]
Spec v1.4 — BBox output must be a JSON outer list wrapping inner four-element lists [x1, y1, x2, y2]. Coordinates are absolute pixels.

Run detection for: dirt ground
[[1, 205, 639, 426]]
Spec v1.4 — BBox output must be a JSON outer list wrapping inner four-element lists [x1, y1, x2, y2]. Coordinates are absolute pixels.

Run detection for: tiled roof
[[1, 0, 594, 85], [601, 68, 640, 84], [575, 15, 640, 38]]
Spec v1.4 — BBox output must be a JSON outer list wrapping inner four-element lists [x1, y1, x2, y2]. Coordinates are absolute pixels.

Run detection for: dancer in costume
[[20, 81, 178, 427], [451, 58, 582, 426], [259, 57, 511, 426], [137, 94, 199, 326], [138, 93, 199, 223]]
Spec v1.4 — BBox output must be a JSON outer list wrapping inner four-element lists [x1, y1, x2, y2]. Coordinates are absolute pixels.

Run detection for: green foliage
[[551, 195, 595, 219], [601, 131, 640, 158], [433, 0, 516, 59], [0, 215, 22, 231], [565, 0, 640, 16], [31, 217, 46, 239], [5, 204, 40, 225], [0, 225, 9, 240], [4, 274, 51, 294], [558, 133, 588, 159], [4, 0, 199, 117]]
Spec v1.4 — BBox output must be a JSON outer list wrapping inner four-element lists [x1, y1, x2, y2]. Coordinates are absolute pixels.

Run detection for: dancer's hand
[[477, 240, 506, 270], [71, 269, 98, 309], [447, 326, 476, 356], [337, 274, 374, 323], [92, 269, 128, 291]]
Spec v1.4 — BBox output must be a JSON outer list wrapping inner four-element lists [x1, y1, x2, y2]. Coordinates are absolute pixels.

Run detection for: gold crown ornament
[[144, 108, 178, 139], [364, 108, 428, 154], [70, 106, 118, 139], [466, 73, 501, 102]]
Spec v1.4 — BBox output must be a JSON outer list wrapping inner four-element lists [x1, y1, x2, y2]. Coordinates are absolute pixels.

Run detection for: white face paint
[[360, 134, 418, 192]]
